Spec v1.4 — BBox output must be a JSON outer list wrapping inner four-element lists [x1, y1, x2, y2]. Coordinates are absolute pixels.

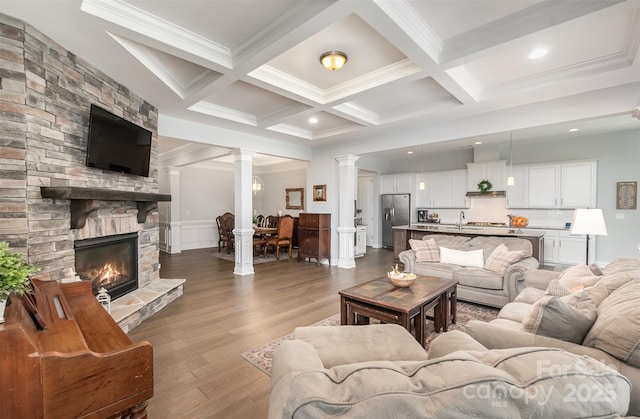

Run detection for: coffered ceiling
[[4, 0, 640, 166]]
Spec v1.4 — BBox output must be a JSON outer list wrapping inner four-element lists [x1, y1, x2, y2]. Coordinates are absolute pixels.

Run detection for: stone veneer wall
[[0, 14, 161, 286]]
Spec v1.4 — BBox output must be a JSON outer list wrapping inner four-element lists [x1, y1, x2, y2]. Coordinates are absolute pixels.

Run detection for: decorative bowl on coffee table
[[387, 272, 416, 287]]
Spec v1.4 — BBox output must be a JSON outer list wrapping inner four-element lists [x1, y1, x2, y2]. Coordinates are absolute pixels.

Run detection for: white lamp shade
[[570, 209, 608, 236]]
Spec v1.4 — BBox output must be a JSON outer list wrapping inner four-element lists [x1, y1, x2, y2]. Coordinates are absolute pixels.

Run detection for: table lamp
[[570, 208, 608, 264]]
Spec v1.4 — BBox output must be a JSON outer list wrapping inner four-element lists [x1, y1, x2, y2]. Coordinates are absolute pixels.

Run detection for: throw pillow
[[409, 239, 439, 263], [484, 244, 525, 275], [557, 264, 600, 290], [439, 247, 484, 268], [583, 280, 640, 367], [544, 279, 571, 297], [521, 292, 597, 344]]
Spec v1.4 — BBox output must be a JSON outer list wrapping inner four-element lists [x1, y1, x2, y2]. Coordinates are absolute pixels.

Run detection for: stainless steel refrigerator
[[382, 193, 410, 249]]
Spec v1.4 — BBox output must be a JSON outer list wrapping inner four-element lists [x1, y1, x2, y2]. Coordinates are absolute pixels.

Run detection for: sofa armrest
[[398, 249, 416, 272], [504, 256, 539, 301], [269, 340, 324, 419], [522, 268, 560, 290]]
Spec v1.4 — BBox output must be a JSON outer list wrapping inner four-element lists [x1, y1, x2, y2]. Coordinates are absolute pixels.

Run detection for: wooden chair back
[[265, 215, 278, 228], [276, 215, 294, 242]]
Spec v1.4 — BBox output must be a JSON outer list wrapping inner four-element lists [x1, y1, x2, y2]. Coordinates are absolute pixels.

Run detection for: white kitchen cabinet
[[355, 225, 367, 257], [512, 160, 597, 209], [450, 170, 468, 207], [541, 230, 592, 265], [560, 161, 597, 208], [466, 161, 506, 192], [527, 165, 559, 207], [415, 170, 467, 208], [506, 165, 527, 208], [381, 173, 414, 194]]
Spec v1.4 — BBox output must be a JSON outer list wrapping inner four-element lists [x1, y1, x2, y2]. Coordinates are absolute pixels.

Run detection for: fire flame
[[96, 263, 122, 286]]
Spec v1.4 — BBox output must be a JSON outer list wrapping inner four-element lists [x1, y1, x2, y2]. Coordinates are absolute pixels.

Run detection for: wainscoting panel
[[180, 220, 217, 250]]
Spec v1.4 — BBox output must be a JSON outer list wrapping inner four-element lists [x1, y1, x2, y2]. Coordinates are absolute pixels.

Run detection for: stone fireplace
[[75, 232, 138, 300], [0, 14, 184, 332]]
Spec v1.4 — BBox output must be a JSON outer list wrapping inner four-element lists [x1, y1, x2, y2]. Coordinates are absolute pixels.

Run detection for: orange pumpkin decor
[[511, 216, 528, 227]]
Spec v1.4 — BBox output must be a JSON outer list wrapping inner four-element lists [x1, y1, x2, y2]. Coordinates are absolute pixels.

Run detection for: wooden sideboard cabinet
[[298, 213, 331, 266]]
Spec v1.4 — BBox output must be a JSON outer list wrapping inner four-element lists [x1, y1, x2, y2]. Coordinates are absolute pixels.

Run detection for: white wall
[[259, 168, 306, 217]]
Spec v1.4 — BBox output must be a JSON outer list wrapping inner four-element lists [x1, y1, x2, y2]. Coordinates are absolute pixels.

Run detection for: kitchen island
[[393, 224, 545, 262]]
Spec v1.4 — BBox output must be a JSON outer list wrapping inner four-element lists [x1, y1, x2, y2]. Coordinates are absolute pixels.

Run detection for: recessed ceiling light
[[474, 141, 482, 145], [407, 151, 414, 154], [528, 48, 548, 59], [569, 128, 579, 132], [308, 117, 318, 124]]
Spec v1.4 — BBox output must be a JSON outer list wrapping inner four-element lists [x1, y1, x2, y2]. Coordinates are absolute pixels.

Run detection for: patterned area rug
[[208, 247, 298, 264], [240, 301, 499, 376]]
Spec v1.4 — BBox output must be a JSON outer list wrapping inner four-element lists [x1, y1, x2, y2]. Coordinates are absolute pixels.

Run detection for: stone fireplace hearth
[[0, 14, 184, 332]]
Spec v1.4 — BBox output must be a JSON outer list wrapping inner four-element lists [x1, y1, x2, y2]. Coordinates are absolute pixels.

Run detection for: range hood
[[466, 191, 506, 197]]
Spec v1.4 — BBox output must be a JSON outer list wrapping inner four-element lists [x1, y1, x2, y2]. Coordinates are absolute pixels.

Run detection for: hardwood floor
[[128, 247, 395, 418]]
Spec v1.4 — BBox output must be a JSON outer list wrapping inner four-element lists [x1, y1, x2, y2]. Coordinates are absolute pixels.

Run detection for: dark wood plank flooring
[[128, 247, 394, 418]]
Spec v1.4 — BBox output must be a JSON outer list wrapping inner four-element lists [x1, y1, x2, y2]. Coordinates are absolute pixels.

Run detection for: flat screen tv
[[86, 104, 152, 177]]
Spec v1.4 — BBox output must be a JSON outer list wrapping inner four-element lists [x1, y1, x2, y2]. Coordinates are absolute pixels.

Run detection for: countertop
[[393, 224, 546, 238]]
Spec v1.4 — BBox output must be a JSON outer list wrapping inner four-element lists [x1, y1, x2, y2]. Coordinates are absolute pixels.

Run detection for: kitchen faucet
[[458, 211, 465, 231]]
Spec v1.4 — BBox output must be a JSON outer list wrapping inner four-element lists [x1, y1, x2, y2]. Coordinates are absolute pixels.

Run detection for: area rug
[[207, 247, 298, 264], [240, 301, 499, 376]]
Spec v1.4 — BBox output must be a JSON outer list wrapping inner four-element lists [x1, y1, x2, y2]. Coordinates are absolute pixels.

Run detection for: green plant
[[0, 242, 38, 301], [477, 179, 492, 193]]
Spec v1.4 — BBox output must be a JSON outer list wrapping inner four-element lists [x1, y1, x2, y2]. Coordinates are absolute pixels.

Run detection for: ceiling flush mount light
[[320, 51, 348, 71], [528, 47, 548, 59]]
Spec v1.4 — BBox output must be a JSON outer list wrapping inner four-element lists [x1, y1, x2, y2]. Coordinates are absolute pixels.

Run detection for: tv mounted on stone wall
[[85, 104, 152, 177]]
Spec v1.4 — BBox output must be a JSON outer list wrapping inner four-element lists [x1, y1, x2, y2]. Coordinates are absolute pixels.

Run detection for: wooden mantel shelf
[[41, 187, 171, 229]]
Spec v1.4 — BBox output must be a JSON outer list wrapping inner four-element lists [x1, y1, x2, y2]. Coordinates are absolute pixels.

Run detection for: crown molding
[[332, 102, 379, 125], [374, 0, 443, 62], [81, 0, 233, 68], [189, 102, 257, 126]]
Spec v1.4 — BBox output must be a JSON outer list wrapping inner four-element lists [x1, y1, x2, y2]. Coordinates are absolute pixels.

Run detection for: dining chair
[[264, 215, 294, 259], [255, 214, 265, 227], [265, 215, 278, 229], [215, 215, 226, 252], [220, 212, 235, 253]]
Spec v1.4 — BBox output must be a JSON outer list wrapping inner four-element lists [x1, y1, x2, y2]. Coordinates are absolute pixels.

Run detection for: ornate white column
[[164, 166, 182, 254], [335, 154, 359, 269], [232, 149, 255, 275]]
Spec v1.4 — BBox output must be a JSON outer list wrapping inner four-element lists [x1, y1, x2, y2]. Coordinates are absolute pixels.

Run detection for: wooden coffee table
[[339, 275, 458, 347]]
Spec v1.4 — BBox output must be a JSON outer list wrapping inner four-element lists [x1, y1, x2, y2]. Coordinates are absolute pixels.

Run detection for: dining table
[[253, 227, 277, 236]]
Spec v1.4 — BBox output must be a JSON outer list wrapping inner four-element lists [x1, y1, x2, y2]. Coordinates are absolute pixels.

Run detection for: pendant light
[[252, 176, 264, 195], [507, 133, 515, 186]]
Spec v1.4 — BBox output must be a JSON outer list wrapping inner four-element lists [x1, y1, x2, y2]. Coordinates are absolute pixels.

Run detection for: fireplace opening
[[74, 232, 138, 300]]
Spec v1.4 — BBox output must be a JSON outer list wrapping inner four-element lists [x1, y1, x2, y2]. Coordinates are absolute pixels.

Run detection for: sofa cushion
[[409, 238, 439, 262], [454, 268, 503, 290], [426, 234, 471, 250], [564, 282, 609, 307], [515, 287, 546, 303], [484, 244, 525, 275], [596, 270, 636, 293], [498, 301, 534, 323], [275, 346, 631, 419], [583, 280, 640, 367], [411, 262, 462, 280], [440, 247, 484, 268], [544, 279, 571, 297], [602, 257, 640, 277], [557, 264, 600, 291], [468, 236, 533, 263], [521, 292, 597, 344]]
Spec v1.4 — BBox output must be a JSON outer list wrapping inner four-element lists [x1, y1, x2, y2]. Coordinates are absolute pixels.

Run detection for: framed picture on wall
[[616, 181, 637, 209], [313, 184, 326, 201]]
